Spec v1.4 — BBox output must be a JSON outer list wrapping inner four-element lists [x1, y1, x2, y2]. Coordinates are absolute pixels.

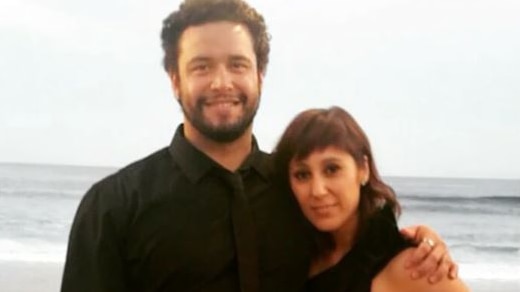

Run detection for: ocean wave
[[400, 195, 520, 214], [399, 195, 520, 204], [0, 238, 66, 263], [453, 243, 520, 254], [0, 188, 85, 199], [459, 262, 520, 280], [401, 201, 519, 215]]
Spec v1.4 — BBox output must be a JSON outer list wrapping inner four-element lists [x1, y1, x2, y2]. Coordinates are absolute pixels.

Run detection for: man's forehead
[[178, 21, 255, 57]]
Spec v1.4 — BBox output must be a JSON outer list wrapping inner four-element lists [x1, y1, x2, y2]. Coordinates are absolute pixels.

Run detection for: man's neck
[[183, 123, 253, 172]]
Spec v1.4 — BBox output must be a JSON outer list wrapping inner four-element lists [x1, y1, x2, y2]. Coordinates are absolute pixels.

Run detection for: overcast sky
[[1, 0, 519, 179]]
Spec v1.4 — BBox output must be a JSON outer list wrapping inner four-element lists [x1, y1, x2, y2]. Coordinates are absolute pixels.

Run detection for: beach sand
[[0, 260, 518, 292], [0, 261, 63, 292], [467, 279, 520, 292]]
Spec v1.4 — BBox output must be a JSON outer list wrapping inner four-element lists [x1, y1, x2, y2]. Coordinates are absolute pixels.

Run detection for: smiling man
[[173, 21, 261, 144], [61, 1, 456, 291], [171, 20, 262, 168], [61, 2, 311, 291]]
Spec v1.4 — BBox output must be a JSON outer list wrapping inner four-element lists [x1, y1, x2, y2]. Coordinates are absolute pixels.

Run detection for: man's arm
[[61, 181, 128, 292], [400, 225, 458, 283]]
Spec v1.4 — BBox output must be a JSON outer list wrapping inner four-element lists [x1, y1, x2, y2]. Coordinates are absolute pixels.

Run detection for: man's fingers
[[400, 225, 420, 241], [405, 246, 424, 269], [414, 242, 443, 279], [407, 239, 445, 280], [449, 261, 459, 279], [405, 238, 434, 268], [427, 253, 450, 283], [401, 226, 458, 282]]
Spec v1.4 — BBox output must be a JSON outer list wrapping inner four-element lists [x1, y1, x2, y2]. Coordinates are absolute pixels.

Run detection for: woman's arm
[[371, 248, 470, 292]]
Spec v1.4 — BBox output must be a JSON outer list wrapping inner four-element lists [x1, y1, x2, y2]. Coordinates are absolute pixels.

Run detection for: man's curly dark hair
[[161, 0, 270, 75]]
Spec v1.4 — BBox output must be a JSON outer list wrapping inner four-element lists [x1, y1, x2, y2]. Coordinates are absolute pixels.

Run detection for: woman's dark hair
[[161, 0, 270, 74], [272, 106, 401, 255]]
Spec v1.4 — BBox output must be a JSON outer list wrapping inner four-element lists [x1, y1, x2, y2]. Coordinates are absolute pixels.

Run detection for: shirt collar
[[168, 124, 270, 183]]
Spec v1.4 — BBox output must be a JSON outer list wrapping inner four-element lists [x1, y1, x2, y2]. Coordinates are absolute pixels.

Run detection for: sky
[[1, 0, 519, 179]]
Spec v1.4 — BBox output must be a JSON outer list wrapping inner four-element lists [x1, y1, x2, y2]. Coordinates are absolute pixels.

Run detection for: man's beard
[[179, 92, 260, 143]]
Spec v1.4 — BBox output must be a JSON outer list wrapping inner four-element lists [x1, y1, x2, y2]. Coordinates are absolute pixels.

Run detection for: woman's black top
[[306, 205, 414, 292]]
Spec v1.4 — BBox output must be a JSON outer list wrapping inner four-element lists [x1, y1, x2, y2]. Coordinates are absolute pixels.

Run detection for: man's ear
[[257, 72, 264, 93], [169, 70, 180, 100]]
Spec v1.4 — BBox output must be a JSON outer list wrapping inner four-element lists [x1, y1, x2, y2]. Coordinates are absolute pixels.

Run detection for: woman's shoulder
[[371, 248, 470, 292]]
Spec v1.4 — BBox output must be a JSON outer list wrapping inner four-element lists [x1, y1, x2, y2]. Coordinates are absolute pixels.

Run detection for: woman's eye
[[324, 164, 340, 175], [292, 171, 310, 181]]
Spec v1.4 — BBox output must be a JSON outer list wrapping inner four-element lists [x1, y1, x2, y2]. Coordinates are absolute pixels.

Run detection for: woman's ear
[[361, 155, 370, 186]]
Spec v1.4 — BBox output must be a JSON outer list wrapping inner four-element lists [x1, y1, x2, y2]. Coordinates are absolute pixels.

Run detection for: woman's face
[[289, 146, 369, 234]]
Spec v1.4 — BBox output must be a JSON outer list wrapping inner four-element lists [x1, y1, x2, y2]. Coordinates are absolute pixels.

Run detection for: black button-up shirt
[[61, 125, 311, 292]]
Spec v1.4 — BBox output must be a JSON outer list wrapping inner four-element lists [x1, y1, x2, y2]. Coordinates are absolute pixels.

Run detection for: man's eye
[[231, 61, 248, 71], [195, 65, 208, 71], [191, 64, 209, 72]]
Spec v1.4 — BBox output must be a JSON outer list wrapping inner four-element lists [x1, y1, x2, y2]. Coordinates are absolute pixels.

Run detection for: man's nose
[[210, 65, 233, 91]]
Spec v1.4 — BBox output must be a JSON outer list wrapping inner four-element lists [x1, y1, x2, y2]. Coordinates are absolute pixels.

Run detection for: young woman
[[273, 106, 469, 292]]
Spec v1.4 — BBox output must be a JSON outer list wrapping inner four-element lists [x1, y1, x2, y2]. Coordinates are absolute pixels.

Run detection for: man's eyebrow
[[186, 56, 212, 65], [229, 55, 253, 63], [186, 55, 253, 65]]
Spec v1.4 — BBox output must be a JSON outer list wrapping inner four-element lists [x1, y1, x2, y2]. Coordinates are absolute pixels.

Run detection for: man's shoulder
[[118, 147, 172, 177], [75, 147, 176, 218], [252, 148, 274, 174], [89, 147, 173, 194]]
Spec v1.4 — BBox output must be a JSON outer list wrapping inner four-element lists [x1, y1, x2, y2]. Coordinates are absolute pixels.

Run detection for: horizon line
[[1, 161, 518, 181]]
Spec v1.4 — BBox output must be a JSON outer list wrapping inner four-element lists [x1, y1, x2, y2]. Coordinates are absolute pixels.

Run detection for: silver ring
[[423, 237, 435, 248]]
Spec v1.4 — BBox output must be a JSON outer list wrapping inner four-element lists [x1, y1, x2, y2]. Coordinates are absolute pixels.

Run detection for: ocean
[[0, 163, 519, 291]]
